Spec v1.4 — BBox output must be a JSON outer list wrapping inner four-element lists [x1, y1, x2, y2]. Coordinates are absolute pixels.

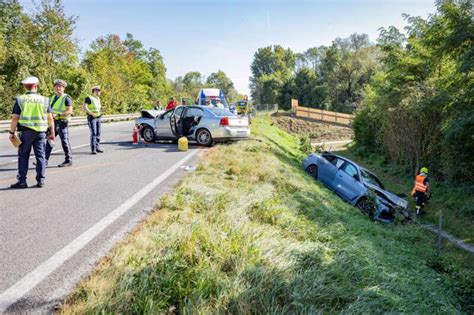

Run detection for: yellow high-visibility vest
[[88, 95, 101, 115], [18, 94, 49, 132], [50, 94, 71, 121]]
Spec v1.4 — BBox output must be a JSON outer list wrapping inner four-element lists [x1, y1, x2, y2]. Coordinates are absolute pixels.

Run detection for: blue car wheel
[[356, 198, 375, 217], [305, 164, 318, 179]]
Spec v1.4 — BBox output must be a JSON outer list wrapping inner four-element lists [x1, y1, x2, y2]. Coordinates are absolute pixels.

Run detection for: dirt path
[[272, 113, 353, 143], [311, 139, 353, 151]]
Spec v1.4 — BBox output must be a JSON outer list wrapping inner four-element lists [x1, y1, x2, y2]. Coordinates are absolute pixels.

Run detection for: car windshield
[[208, 107, 236, 117], [361, 170, 385, 189]]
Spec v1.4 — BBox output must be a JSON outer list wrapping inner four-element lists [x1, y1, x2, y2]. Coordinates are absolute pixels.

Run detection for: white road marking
[[0, 149, 199, 313]]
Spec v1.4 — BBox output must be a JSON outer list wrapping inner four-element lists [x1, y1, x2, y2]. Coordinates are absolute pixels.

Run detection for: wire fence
[[252, 104, 279, 116]]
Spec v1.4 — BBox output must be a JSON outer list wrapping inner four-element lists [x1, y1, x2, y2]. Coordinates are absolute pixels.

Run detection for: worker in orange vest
[[411, 167, 430, 215]]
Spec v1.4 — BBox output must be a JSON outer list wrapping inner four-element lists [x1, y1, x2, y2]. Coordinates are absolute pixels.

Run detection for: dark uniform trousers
[[87, 116, 101, 152], [45, 120, 72, 162], [18, 129, 47, 184], [415, 191, 428, 208]]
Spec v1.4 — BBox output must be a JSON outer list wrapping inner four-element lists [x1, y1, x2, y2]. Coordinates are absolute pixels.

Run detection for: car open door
[[332, 161, 364, 202], [155, 109, 175, 138], [170, 106, 185, 137]]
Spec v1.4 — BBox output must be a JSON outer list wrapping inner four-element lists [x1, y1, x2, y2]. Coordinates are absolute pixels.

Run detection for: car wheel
[[141, 126, 156, 142], [196, 129, 213, 147], [356, 198, 374, 216], [305, 164, 318, 178]]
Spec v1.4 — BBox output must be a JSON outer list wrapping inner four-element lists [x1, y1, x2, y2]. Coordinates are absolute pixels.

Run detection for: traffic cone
[[132, 125, 139, 145]]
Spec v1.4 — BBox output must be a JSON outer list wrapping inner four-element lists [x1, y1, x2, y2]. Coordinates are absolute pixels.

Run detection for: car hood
[[140, 110, 164, 119], [364, 183, 408, 209]]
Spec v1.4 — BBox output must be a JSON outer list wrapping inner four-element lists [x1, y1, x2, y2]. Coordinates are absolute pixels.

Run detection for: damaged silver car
[[136, 105, 250, 146]]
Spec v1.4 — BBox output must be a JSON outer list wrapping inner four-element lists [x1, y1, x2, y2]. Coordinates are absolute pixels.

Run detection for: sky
[[22, 0, 436, 95]]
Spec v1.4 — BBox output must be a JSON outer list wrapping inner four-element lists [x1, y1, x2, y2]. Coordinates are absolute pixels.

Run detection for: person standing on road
[[411, 167, 430, 215], [166, 97, 177, 110], [9, 76, 54, 188], [154, 100, 163, 110], [83, 86, 103, 155], [45, 79, 73, 167], [216, 100, 224, 109]]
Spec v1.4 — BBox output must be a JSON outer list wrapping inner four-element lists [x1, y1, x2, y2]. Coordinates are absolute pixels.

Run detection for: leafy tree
[[206, 70, 237, 100], [29, 0, 78, 94], [181, 71, 203, 97], [0, 0, 80, 117], [249, 45, 295, 104], [0, 0, 35, 118], [146, 48, 171, 105], [297, 47, 323, 73], [123, 33, 147, 61], [82, 34, 152, 113], [250, 35, 378, 111], [354, 0, 474, 182]]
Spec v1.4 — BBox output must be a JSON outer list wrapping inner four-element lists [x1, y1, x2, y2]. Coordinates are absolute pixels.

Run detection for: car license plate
[[237, 131, 247, 136]]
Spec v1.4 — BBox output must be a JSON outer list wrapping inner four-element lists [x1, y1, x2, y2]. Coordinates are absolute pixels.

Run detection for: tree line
[[249, 34, 379, 113], [0, 0, 240, 119]]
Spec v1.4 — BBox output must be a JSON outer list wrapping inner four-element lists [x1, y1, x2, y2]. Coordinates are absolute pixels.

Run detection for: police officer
[[83, 86, 103, 154], [9, 76, 54, 188], [45, 79, 73, 167]]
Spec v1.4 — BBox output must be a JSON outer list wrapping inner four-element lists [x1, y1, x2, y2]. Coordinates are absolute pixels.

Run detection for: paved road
[[0, 121, 201, 313]]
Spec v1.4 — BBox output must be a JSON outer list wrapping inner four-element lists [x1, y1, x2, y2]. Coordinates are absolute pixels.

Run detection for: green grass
[[340, 146, 474, 246], [61, 116, 474, 314]]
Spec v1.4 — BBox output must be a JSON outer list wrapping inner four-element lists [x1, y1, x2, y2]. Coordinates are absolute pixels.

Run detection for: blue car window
[[341, 162, 358, 178], [174, 107, 185, 117], [331, 158, 344, 168], [185, 107, 204, 117]]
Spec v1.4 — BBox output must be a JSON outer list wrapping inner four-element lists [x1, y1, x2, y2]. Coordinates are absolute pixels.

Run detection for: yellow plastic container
[[178, 136, 188, 151]]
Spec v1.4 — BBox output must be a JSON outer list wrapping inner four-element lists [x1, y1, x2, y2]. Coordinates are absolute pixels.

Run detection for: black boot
[[58, 161, 73, 167], [10, 182, 28, 189]]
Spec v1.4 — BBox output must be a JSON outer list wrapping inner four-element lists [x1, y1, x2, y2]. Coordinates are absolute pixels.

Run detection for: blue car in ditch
[[303, 152, 409, 223]]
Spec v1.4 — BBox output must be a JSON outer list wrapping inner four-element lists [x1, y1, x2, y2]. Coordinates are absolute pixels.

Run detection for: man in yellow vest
[[83, 86, 103, 154], [9, 76, 54, 188], [411, 167, 430, 215], [45, 79, 73, 167]]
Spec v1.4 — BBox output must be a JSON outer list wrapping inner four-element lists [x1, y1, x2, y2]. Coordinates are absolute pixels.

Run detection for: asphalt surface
[[0, 121, 201, 313]]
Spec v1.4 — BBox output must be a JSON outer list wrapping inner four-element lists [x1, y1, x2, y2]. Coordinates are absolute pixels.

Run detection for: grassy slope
[[61, 117, 473, 314], [340, 147, 474, 246]]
